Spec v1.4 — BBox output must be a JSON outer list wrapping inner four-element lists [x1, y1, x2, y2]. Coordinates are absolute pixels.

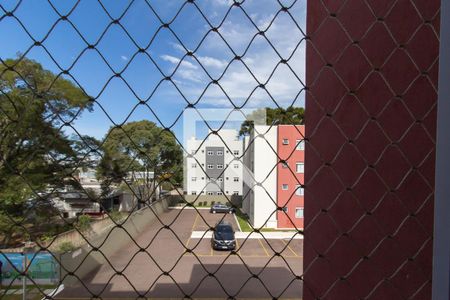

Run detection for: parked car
[[211, 221, 236, 250], [210, 203, 235, 214]]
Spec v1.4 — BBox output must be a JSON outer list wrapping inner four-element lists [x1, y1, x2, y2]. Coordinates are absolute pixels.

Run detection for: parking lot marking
[[186, 213, 200, 248], [282, 239, 298, 257], [236, 238, 241, 256], [258, 239, 270, 257]]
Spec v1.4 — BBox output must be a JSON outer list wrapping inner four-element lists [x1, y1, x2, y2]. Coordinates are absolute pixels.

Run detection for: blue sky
[[0, 0, 306, 142]]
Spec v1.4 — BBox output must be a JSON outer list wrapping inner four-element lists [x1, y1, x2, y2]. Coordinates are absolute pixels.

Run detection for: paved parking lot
[[57, 208, 303, 299]]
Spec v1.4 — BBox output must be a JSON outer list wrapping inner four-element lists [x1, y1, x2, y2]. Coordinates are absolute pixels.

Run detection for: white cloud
[[197, 56, 228, 69], [171, 42, 188, 53], [161, 1, 307, 108], [161, 54, 198, 69]]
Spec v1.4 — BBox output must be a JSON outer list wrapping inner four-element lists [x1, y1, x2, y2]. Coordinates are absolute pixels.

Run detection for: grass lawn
[[235, 209, 297, 232], [235, 209, 253, 232]]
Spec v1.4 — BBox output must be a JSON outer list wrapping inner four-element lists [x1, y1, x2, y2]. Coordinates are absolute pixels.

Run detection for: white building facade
[[242, 125, 278, 228], [185, 129, 244, 196]]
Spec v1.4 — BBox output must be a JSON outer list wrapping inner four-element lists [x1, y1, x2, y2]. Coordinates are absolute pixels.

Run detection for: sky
[[0, 0, 306, 143]]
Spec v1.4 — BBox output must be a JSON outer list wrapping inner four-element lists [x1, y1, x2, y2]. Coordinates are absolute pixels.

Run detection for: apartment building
[[185, 129, 244, 196], [242, 125, 305, 229], [242, 125, 278, 228]]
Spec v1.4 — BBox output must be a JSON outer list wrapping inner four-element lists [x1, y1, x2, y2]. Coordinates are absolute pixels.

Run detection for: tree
[[0, 57, 92, 216], [239, 107, 305, 136], [97, 120, 183, 200]]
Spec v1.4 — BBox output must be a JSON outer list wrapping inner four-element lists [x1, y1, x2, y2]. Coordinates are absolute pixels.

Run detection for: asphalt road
[[56, 208, 303, 299]]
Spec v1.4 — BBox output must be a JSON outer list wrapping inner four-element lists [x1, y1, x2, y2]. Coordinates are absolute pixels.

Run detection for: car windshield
[[216, 225, 233, 233]]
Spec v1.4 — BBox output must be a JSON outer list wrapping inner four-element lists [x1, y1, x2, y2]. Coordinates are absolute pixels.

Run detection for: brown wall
[[59, 197, 169, 286], [304, 1, 440, 299]]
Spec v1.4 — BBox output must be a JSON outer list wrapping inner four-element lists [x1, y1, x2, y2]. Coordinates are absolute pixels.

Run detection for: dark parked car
[[210, 203, 235, 214], [211, 221, 236, 250]]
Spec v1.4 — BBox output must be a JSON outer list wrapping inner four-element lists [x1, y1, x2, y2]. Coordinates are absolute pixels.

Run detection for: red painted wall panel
[[304, 1, 440, 299], [277, 125, 305, 229]]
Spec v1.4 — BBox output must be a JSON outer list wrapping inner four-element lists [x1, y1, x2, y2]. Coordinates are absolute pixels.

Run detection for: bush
[[58, 241, 76, 253], [109, 210, 124, 222], [75, 215, 91, 232], [39, 233, 53, 244]]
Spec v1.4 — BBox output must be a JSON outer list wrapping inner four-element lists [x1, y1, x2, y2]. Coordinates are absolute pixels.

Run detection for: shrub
[[109, 210, 124, 222], [58, 241, 76, 253], [39, 233, 53, 244], [75, 215, 92, 232]]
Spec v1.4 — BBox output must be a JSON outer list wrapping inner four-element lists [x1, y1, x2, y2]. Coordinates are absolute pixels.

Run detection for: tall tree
[[0, 57, 92, 213], [97, 120, 183, 199], [239, 107, 305, 136]]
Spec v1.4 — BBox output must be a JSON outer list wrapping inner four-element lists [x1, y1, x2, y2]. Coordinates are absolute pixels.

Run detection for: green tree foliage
[[239, 107, 305, 136], [97, 120, 183, 195], [0, 57, 92, 216]]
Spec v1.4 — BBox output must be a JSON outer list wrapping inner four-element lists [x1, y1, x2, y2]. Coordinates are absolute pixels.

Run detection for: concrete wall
[[304, 1, 440, 299], [58, 197, 169, 286]]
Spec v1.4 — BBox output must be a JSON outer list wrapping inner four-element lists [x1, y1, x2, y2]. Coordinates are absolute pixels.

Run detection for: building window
[[233, 150, 239, 155], [233, 177, 239, 182], [282, 138, 289, 145], [296, 163, 304, 173], [217, 192, 223, 195], [192, 163, 197, 168], [192, 177, 197, 182], [217, 150, 223, 156], [207, 192, 214, 195], [217, 164, 224, 169], [233, 191, 239, 195], [282, 184, 288, 190], [201, 177, 205, 180], [296, 139, 305, 151], [207, 164, 214, 169], [201, 149, 205, 153], [191, 191, 197, 195], [295, 208, 304, 218], [295, 185, 304, 196], [234, 163, 239, 169], [218, 178, 223, 182], [282, 162, 289, 168], [207, 150, 214, 155]]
